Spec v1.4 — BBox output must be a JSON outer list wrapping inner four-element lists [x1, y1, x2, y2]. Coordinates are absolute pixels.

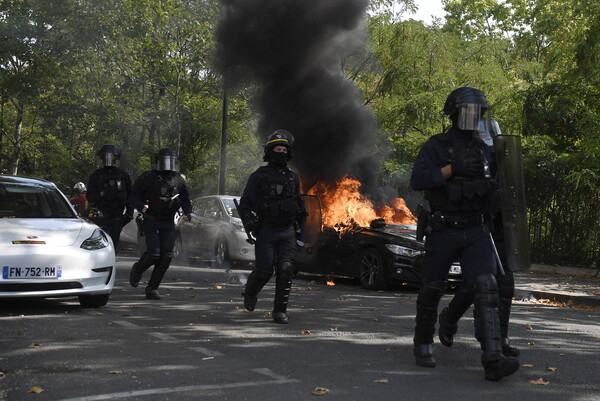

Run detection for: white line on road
[[55, 368, 300, 401], [148, 332, 177, 341], [190, 346, 224, 357]]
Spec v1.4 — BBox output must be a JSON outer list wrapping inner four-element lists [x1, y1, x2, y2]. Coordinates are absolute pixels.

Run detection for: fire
[[326, 280, 336, 286], [307, 175, 416, 234]]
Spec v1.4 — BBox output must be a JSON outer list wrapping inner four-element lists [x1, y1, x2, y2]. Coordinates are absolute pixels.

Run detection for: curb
[[514, 289, 600, 308]]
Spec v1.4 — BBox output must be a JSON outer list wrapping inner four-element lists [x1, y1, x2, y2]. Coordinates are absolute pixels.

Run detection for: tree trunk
[[9, 101, 24, 176]]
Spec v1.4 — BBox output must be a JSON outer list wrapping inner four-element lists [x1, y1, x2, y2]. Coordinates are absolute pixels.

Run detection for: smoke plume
[[215, 0, 379, 194]]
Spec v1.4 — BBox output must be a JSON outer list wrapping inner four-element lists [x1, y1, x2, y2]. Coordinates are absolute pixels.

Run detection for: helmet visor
[[102, 153, 119, 167], [157, 156, 179, 172], [457, 103, 487, 131]]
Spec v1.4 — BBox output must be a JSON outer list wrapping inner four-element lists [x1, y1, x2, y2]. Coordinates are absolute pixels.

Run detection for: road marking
[[148, 332, 177, 341], [190, 346, 224, 357], [112, 320, 139, 328], [56, 368, 300, 401]]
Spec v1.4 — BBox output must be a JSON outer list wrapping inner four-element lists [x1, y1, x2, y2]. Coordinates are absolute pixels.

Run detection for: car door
[[194, 197, 222, 253]]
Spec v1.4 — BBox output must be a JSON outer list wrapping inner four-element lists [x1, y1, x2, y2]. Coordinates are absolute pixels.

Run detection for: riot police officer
[[87, 144, 133, 251], [410, 87, 519, 380], [238, 129, 306, 324], [438, 121, 520, 358], [128, 148, 192, 300]]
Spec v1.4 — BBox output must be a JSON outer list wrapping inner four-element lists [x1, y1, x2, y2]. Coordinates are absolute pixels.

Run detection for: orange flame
[[326, 280, 336, 286], [307, 175, 416, 234]]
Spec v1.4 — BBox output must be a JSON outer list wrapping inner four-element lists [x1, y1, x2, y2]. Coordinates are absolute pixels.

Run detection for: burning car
[[295, 177, 463, 290]]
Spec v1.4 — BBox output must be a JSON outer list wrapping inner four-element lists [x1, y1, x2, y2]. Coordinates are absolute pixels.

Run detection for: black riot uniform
[[438, 121, 520, 358], [237, 129, 306, 324], [410, 86, 519, 381], [128, 148, 192, 300], [87, 144, 133, 251]]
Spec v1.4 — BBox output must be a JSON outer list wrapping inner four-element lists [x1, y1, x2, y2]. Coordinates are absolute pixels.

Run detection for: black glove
[[451, 152, 484, 177], [245, 219, 259, 236]]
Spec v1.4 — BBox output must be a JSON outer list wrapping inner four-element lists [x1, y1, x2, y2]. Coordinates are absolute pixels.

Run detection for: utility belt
[[429, 212, 485, 230]]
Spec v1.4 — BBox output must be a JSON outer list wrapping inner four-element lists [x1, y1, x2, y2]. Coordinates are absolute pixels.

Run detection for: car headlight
[[81, 229, 110, 250], [385, 244, 423, 258]]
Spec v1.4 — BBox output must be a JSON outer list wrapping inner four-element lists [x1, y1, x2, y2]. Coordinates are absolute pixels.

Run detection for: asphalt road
[[1, 257, 599, 401]]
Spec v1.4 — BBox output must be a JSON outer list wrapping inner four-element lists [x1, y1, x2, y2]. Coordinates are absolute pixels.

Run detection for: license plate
[[2, 265, 62, 279], [449, 264, 462, 275]]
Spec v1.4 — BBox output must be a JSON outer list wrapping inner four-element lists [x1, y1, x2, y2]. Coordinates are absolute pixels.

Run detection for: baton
[[233, 198, 256, 245], [489, 233, 506, 276]]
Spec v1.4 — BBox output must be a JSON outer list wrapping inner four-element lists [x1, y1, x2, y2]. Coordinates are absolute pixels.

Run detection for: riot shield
[[295, 194, 322, 266], [494, 135, 531, 271]]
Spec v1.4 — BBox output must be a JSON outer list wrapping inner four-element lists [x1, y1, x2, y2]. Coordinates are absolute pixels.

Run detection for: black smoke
[[215, 0, 379, 194]]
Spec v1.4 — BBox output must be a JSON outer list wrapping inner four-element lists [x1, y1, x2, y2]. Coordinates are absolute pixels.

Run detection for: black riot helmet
[[443, 86, 489, 131], [263, 129, 294, 162], [97, 144, 121, 167], [154, 148, 179, 172]]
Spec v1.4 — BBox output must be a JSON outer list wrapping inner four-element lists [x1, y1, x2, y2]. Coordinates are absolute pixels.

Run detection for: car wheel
[[358, 247, 388, 290], [78, 294, 110, 308], [215, 238, 229, 267], [172, 234, 183, 261]]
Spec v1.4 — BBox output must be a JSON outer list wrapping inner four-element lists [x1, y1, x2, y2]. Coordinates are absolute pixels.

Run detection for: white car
[[0, 175, 115, 307]]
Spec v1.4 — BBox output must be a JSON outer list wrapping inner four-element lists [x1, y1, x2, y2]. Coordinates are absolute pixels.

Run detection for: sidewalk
[[514, 264, 600, 308]]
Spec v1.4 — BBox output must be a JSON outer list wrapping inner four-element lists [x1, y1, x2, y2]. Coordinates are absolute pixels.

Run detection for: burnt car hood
[[354, 224, 424, 250]]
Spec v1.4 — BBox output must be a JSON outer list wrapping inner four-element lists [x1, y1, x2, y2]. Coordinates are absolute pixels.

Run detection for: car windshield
[[223, 198, 240, 218], [0, 183, 76, 218]]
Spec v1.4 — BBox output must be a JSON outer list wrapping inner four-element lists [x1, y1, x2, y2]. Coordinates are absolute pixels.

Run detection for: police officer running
[[87, 144, 133, 252], [410, 86, 519, 380], [128, 148, 192, 300], [238, 129, 306, 324]]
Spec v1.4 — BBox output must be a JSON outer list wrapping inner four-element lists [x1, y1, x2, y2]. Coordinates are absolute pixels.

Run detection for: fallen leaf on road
[[522, 364, 534, 368], [311, 387, 330, 396], [108, 370, 123, 374], [0, 371, 5, 376], [547, 367, 558, 371], [373, 318, 380, 322], [374, 379, 388, 383], [525, 323, 533, 330], [329, 327, 338, 331], [214, 285, 224, 289], [528, 342, 535, 345], [529, 378, 550, 385], [337, 296, 347, 301], [263, 312, 272, 318], [28, 343, 42, 348], [28, 387, 44, 393], [393, 293, 404, 297], [301, 330, 312, 335]]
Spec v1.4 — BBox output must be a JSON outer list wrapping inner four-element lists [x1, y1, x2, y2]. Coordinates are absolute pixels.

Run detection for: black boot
[[145, 255, 172, 300], [474, 274, 519, 381], [498, 270, 520, 357], [242, 270, 272, 311], [145, 286, 161, 300], [413, 280, 446, 368], [273, 261, 293, 324], [438, 285, 474, 347], [129, 253, 159, 287]]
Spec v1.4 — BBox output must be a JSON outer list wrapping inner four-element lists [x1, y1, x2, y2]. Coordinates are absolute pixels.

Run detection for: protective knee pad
[[277, 259, 294, 280]]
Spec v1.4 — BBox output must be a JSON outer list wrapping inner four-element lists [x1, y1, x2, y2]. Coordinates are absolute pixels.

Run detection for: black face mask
[[269, 151, 288, 167]]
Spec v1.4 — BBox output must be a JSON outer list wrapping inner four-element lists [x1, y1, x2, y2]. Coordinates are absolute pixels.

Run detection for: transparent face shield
[[102, 152, 119, 167], [478, 119, 502, 146], [456, 103, 489, 131], [157, 156, 179, 172]]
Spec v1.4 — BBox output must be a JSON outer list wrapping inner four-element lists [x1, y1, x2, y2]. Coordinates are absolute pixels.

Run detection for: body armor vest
[[95, 168, 128, 217], [147, 172, 182, 219], [426, 132, 499, 214], [256, 165, 298, 226]]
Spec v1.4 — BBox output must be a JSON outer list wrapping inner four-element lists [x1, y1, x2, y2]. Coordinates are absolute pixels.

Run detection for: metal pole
[[218, 82, 228, 195]]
